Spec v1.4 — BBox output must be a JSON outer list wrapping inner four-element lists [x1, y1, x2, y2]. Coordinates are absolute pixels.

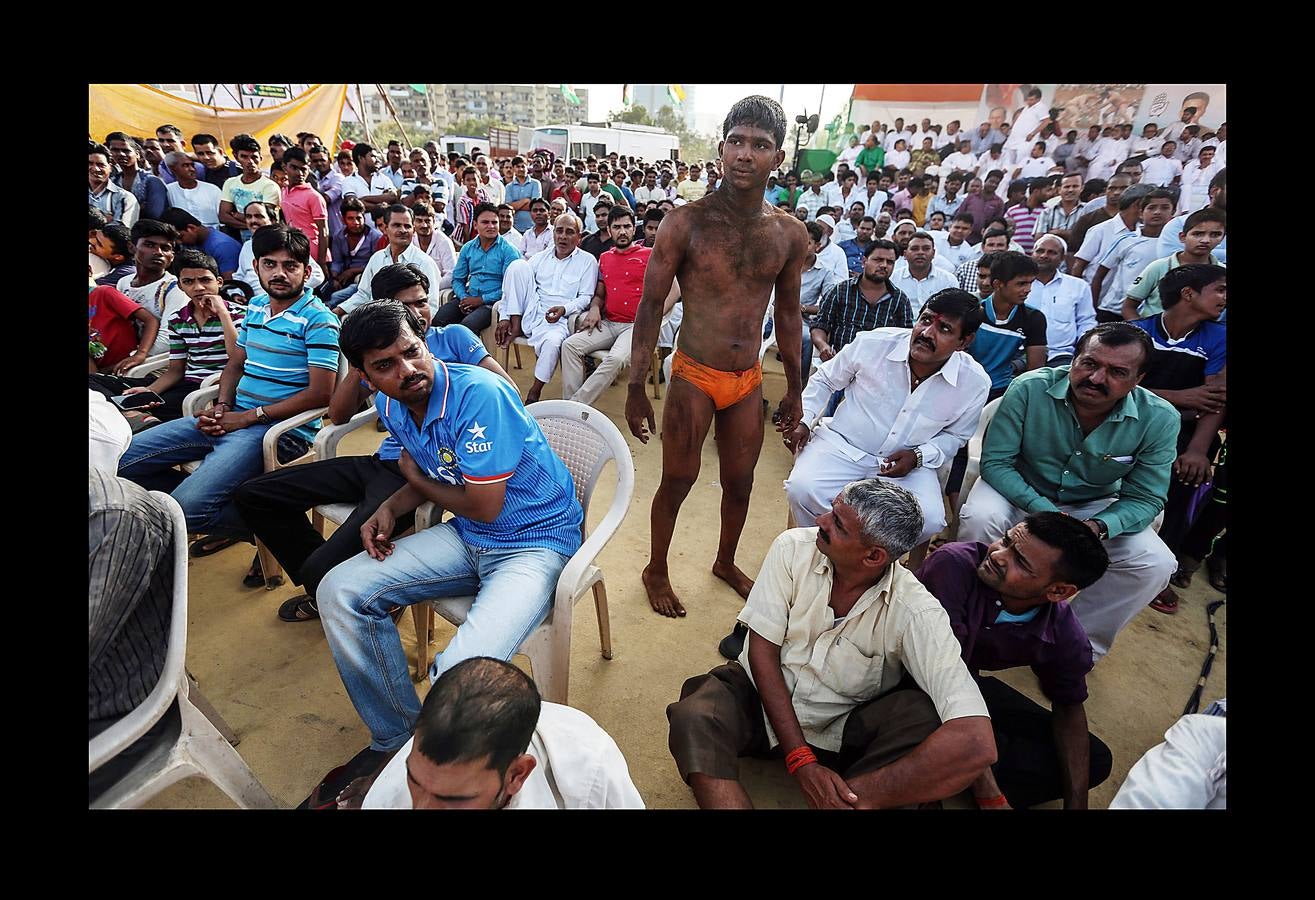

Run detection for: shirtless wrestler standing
[[626, 96, 808, 619]]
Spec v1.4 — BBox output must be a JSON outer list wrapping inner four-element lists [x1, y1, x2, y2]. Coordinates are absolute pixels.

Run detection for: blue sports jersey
[[967, 296, 1048, 391], [377, 358, 583, 557], [377, 324, 489, 461], [1129, 314, 1227, 388]]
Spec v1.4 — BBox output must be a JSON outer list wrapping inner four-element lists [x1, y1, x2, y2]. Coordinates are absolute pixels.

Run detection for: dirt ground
[[145, 349, 1226, 809]]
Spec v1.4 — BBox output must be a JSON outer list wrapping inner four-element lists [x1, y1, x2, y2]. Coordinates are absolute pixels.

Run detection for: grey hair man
[[667, 478, 995, 809]]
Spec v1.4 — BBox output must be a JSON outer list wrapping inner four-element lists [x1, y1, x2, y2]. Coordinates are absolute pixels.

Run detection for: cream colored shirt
[[737, 529, 989, 752]]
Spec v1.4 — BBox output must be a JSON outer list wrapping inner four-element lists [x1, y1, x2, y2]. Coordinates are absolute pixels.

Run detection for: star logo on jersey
[[467, 422, 488, 440]]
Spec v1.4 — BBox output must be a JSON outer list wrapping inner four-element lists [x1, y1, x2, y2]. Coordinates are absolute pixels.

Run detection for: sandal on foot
[[1206, 563, 1227, 593], [1149, 586, 1180, 615], [189, 535, 240, 558], [242, 553, 264, 589], [278, 594, 319, 622], [1169, 569, 1193, 590]]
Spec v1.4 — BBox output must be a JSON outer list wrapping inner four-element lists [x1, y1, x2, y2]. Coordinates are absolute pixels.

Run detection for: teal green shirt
[[980, 367, 1180, 538]]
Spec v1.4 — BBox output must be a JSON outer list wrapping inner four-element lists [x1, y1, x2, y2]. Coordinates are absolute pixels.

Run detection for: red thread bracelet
[[976, 794, 1008, 809], [785, 747, 818, 775]]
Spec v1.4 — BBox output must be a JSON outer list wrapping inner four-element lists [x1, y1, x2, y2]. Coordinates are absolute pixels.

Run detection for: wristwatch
[[1092, 518, 1109, 540], [255, 406, 272, 425]]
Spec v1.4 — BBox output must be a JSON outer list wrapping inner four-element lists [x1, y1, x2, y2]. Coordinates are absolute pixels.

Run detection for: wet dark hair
[[1158, 263, 1226, 310], [1023, 511, 1110, 589], [339, 299, 426, 370], [171, 247, 220, 279], [721, 95, 787, 151], [989, 251, 1039, 283], [1074, 322, 1154, 375], [414, 657, 540, 778], [371, 262, 430, 299], [921, 288, 983, 337]]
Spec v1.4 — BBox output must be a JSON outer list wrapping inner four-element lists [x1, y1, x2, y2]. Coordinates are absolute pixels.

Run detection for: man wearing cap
[[1027, 235, 1094, 365], [812, 215, 850, 285]]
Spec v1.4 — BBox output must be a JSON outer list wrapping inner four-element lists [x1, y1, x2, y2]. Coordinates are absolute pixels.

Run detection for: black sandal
[[189, 535, 240, 558], [242, 553, 264, 589], [278, 594, 319, 622]]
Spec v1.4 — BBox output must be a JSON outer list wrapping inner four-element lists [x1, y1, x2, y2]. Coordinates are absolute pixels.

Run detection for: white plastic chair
[[180, 356, 350, 588], [956, 397, 1003, 521], [123, 352, 171, 380], [414, 400, 634, 703], [88, 491, 277, 809]]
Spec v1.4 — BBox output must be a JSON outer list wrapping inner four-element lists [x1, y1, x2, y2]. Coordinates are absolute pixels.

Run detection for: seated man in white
[[495, 212, 599, 403], [784, 289, 989, 547], [358, 657, 644, 809]]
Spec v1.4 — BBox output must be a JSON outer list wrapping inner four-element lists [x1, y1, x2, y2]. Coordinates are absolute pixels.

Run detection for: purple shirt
[[915, 541, 1092, 706], [315, 169, 347, 241], [958, 192, 1006, 243]]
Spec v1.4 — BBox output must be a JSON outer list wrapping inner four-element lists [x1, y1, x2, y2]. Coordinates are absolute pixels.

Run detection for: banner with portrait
[[1135, 84, 1227, 131]]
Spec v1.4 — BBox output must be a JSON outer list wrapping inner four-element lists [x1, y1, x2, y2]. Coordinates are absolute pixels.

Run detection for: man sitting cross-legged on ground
[[957, 322, 1179, 660], [117, 226, 339, 565], [625, 96, 808, 618], [311, 300, 583, 796], [495, 212, 599, 403], [667, 479, 996, 809], [337, 657, 644, 809], [235, 264, 511, 622], [915, 512, 1115, 809]]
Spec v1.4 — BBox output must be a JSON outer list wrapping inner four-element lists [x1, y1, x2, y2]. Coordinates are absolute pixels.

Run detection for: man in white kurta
[[497, 212, 599, 402], [784, 301, 990, 545]]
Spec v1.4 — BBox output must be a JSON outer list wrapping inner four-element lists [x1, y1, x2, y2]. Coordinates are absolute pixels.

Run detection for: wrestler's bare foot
[[712, 558, 754, 600], [642, 565, 687, 618]]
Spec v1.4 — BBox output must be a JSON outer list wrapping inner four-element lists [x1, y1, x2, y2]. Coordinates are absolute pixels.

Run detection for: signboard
[[240, 84, 289, 99]]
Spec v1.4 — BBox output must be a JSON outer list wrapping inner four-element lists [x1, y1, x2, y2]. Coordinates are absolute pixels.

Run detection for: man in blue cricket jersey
[[118, 224, 339, 552], [311, 299, 583, 797], [235, 263, 513, 622]]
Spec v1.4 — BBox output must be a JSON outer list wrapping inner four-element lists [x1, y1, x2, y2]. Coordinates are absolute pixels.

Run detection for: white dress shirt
[[1074, 216, 1135, 286], [342, 244, 442, 313], [340, 171, 397, 200], [1140, 155, 1184, 187], [889, 264, 958, 305], [884, 129, 913, 152], [825, 183, 868, 217], [518, 224, 554, 259], [1006, 102, 1050, 153], [1109, 713, 1226, 810], [930, 233, 980, 271], [838, 143, 862, 168], [817, 241, 850, 284], [363, 702, 645, 809], [860, 188, 889, 218], [976, 151, 1009, 179], [1026, 272, 1097, 360], [941, 151, 978, 176], [801, 327, 991, 472], [1178, 161, 1222, 214], [1016, 156, 1056, 179], [525, 245, 598, 324], [1086, 138, 1130, 183], [634, 185, 666, 204], [1131, 136, 1165, 157], [411, 231, 457, 290], [580, 191, 608, 231], [886, 149, 911, 171]]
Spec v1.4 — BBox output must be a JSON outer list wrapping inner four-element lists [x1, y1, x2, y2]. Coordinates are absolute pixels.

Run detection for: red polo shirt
[[598, 243, 651, 323]]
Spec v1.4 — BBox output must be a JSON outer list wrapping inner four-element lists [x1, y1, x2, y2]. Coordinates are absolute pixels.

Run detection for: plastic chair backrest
[[526, 400, 632, 524], [88, 491, 191, 774]]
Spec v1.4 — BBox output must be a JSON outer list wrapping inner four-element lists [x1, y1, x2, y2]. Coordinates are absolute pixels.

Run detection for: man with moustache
[[1027, 235, 1095, 365], [957, 323, 1179, 661]]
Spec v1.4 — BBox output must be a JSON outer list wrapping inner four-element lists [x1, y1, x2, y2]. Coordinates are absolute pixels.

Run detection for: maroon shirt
[[915, 542, 1092, 706], [958, 192, 1005, 243]]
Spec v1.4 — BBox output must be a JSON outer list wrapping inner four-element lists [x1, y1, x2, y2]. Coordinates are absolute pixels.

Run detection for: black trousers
[[233, 455, 412, 599], [978, 676, 1112, 809], [88, 373, 193, 422], [432, 298, 493, 334], [1095, 309, 1123, 323]]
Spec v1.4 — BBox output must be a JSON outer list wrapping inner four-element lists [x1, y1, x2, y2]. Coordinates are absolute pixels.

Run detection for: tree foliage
[[608, 103, 719, 163]]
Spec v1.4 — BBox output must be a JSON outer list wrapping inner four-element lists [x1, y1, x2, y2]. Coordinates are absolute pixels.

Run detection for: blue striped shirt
[[452, 235, 522, 305], [377, 359, 582, 557], [236, 288, 340, 442]]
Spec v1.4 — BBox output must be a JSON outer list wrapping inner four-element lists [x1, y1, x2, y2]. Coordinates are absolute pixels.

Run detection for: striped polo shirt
[[377, 359, 582, 557], [236, 287, 340, 442], [167, 300, 247, 385]]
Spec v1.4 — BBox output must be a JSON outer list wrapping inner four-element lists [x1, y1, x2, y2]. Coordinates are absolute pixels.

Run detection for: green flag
[[560, 84, 581, 106], [408, 84, 427, 94]]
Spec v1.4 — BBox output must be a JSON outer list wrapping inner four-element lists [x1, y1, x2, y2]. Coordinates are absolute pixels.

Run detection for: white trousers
[[958, 479, 1175, 661], [561, 320, 633, 405], [783, 428, 947, 545], [659, 302, 683, 349], [500, 259, 572, 384]]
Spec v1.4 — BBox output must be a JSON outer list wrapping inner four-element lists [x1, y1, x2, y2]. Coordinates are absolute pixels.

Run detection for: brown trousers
[[667, 662, 941, 784]]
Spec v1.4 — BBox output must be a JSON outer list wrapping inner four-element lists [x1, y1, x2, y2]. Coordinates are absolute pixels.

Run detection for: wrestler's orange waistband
[[671, 349, 763, 411]]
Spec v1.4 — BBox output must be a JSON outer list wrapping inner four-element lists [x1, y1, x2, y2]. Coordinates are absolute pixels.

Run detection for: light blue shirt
[[377, 325, 489, 460], [504, 176, 543, 232], [452, 236, 522, 305]]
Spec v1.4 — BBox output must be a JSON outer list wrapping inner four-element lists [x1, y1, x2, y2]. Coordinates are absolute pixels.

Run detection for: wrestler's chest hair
[[682, 206, 791, 285]]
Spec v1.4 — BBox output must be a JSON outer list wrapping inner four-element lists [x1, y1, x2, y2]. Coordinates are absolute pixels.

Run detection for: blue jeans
[[318, 522, 570, 751], [117, 416, 281, 537], [328, 284, 358, 309]]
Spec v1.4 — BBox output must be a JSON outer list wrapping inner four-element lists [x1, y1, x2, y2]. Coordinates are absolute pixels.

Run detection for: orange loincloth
[[670, 349, 763, 411]]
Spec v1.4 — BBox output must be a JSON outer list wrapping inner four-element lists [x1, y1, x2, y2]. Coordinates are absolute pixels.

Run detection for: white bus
[[524, 122, 680, 162]]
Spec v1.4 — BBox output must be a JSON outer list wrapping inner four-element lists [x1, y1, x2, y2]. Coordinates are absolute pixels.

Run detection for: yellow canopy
[[89, 84, 349, 149]]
